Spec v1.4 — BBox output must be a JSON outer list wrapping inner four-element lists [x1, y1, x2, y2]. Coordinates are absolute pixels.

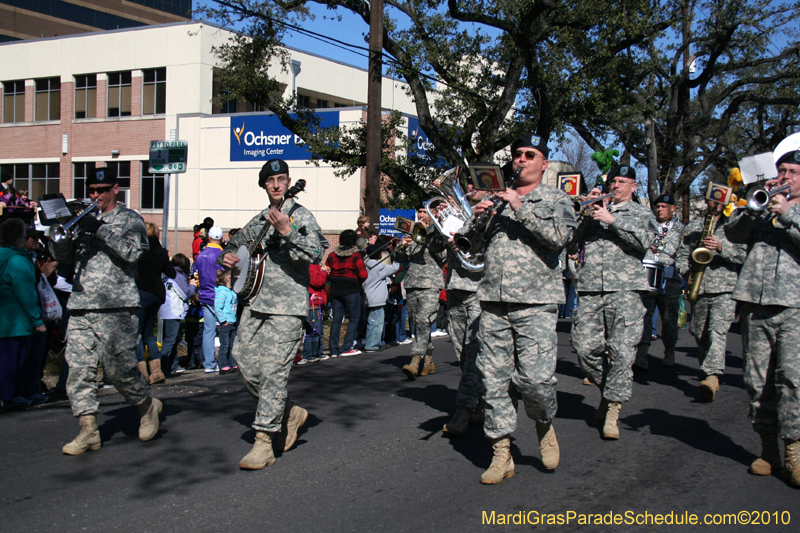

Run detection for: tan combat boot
[[749, 432, 781, 476], [420, 355, 435, 376], [633, 343, 649, 371], [480, 437, 514, 484], [402, 355, 422, 380], [148, 359, 165, 385], [137, 361, 148, 379], [62, 415, 101, 455], [137, 397, 162, 441], [535, 421, 560, 470], [603, 402, 622, 440], [443, 406, 471, 437], [783, 439, 800, 487], [699, 375, 720, 402], [282, 403, 309, 451], [239, 431, 275, 470], [662, 348, 675, 367]]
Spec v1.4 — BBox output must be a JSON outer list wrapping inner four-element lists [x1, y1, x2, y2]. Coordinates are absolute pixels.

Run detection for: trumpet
[[745, 183, 791, 211], [48, 201, 99, 243], [575, 193, 614, 215]]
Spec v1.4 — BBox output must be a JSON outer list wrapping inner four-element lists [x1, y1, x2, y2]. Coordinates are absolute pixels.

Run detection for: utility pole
[[365, 0, 383, 231]]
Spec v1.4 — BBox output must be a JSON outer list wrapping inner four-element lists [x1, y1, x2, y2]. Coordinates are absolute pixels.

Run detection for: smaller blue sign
[[379, 209, 416, 237]]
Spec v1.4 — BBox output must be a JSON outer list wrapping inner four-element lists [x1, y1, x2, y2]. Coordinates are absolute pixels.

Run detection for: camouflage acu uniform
[[445, 251, 483, 410], [403, 230, 446, 358], [473, 184, 576, 439], [568, 200, 658, 403], [50, 205, 151, 417], [726, 205, 800, 440], [222, 198, 324, 433], [676, 215, 745, 376], [641, 219, 686, 351]]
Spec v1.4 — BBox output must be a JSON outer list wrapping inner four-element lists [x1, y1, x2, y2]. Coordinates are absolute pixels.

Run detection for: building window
[[108, 71, 132, 117], [142, 68, 166, 115], [141, 162, 164, 210], [0, 163, 60, 199], [316, 98, 328, 109], [334, 103, 347, 108], [104, 161, 131, 204], [73, 162, 93, 199], [35, 78, 61, 121], [297, 94, 310, 109], [75, 74, 97, 119], [3, 80, 25, 123]]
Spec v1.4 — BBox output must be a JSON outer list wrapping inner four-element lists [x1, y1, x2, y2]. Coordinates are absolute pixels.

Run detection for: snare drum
[[642, 260, 665, 294]]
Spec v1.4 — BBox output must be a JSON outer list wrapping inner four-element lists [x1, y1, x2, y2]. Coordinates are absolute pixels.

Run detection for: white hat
[[774, 132, 800, 166], [208, 226, 224, 240]]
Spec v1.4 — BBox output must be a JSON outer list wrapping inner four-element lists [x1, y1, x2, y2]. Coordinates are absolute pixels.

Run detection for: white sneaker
[[318, 354, 331, 361], [399, 338, 413, 345], [342, 350, 361, 357], [431, 330, 448, 338], [296, 359, 308, 365]]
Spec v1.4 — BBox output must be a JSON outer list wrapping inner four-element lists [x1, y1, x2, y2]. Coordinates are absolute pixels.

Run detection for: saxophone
[[685, 208, 718, 304]]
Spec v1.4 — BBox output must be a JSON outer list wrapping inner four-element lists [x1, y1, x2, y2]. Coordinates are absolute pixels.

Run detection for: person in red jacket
[[298, 263, 329, 364], [326, 229, 368, 356]]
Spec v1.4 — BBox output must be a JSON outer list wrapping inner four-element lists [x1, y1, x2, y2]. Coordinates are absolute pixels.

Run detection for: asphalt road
[[1, 319, 797, 532]]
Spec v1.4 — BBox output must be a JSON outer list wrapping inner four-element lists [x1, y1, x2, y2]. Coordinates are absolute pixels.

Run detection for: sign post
[[149, 140, 188, 252]]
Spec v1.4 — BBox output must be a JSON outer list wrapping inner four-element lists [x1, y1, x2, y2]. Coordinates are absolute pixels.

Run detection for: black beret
[[86, 167, 118, 186], [607, 165, 636, 182], [258, 159, 290, 188], [776, 149, 800, 167], [653, 194, 675, 205], [510, 134, 549, 158]]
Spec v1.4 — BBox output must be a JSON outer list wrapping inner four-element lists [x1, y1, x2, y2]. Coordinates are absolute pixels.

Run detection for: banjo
[[232, 179, 306, 301]]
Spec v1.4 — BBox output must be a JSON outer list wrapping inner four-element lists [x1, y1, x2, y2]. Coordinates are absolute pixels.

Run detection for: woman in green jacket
[[0, 218, 45, 406]]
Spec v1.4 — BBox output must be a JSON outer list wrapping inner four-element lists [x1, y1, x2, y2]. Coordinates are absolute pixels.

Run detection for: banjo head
[[232, 244, 251, 293]]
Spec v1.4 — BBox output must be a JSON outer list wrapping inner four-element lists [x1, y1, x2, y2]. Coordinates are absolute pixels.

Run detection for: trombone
[[48, 201, 99, 243]]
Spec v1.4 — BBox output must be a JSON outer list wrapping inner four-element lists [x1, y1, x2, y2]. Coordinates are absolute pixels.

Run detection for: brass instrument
[[575, 193, 614, 215], [391, 222, 429, 263], [48, 201, 99, 243], [686, 208, 718, 304], [745, 183, 791, 211], [424, 166, 484, 272], [454, 166, 521, 256]]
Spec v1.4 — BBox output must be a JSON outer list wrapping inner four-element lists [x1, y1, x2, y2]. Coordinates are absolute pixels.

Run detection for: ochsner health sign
[[230, 112, 340, 161]]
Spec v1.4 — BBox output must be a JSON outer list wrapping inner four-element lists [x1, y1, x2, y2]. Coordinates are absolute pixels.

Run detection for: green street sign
[[149, 140, 188, 174]]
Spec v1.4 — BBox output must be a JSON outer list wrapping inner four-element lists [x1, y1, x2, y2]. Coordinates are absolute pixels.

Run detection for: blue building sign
[[230, 112, 340, 161], [379, 209, 416, 237]]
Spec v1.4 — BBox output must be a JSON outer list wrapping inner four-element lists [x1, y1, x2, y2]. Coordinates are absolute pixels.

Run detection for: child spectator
[[363, 244, 401, 352], [185, 292, 204, 370], [298, 263, 329, 364], [214, 269, 238, 375]]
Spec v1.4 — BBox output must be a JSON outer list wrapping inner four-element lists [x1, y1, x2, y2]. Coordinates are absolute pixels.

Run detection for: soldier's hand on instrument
[[401, 235, 413, 245], [591, 203, 615, 224], [78, 215, 104, 234], [496, 189, 522, 211], [473, 198, 494, 216], [268, 206, 292, 236], [768, 194, 790, 215], [587, 187, 603, 200], [702, 236, 721, 251], [222, 253, 240, 269]]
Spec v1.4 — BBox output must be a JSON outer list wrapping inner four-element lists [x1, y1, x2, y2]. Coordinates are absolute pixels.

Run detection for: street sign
[[149, 140, 188, 173]]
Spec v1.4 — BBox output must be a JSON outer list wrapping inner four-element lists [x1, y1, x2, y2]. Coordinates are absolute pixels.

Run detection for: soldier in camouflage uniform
[[466, 136, 576, 484], [567, 165, 658, 441], [221, 159, 324, 470], [439, 181, 489, 438], [51, 167, 162, 455], [400, 207, 447, 380], [724, 147, 800, 487], [675, 199, 745, 401], [635, 194, 686, 370]]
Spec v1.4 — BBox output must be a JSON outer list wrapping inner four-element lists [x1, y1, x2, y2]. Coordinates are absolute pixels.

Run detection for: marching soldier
[[725, 147, 800, 486], [51, 167, 162, 455], [400, 207, 446, 380], [568, 166, 658, 440], [676, 198, 745, 401], [221, 159, 324, 470], [466, 135, 576, 484], [635, 194, 685, 369]]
